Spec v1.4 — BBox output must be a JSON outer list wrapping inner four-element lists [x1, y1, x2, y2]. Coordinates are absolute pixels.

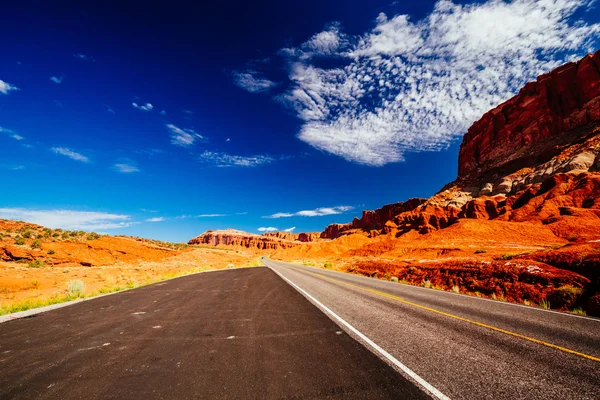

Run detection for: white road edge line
[[268, 263, 450, 400], [276, 260, 600, 323]]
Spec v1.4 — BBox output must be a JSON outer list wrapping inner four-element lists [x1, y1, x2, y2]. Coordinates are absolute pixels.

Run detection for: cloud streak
[[0, 208, 133, 230], [233, 70, 278, 93], [50, 76, 64, 84], [263, 0, 600, 166], [114, 163, 140, 173], [132, 102, 153, 112], [0, 79, 19, 94], [198, 151, 275, 167], [258, 227, 278, 232], [0, 127, 24, 141], [264, 205, 353, 218], [166, 124, 204, 147], [51, 147, 90, 163]]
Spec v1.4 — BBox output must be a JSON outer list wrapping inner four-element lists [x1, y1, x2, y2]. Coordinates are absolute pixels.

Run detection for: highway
[[263, 258, 600, 400], [1, 262, 599, 399], [0, 267, 425, 399]]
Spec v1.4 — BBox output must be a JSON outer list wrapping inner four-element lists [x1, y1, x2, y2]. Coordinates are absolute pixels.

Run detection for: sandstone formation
[[459, 50, 600, 179], [321, 198, 426, 239], [189, 229, 300, 250], [263, 231, 321, 242]]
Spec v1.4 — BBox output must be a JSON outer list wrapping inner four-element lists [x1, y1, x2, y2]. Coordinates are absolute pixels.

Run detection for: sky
[[1, 0, 599, 242]]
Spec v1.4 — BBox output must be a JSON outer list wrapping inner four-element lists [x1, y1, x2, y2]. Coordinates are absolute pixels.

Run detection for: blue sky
[[1, 0, 599, 242]]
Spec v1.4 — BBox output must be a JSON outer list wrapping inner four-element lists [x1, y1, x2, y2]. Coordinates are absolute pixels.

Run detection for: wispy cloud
[[146, 217, 165, 222], [0, 208, 133, 230], [233, 70, 278, 93], [284, 227, 296, 232], [264, 205, 353, 218], [166, 124, 204, 147], [0, 79, 19, 94], [132, 102, 153, 112], [0, 127, 24, 141], [198, 151, 275, 167], [182, 109, 194, 115], [51, 147, 89, 163], [73, 53, 95, 62], [258, 227, 278, 232], [113, 163, 140, 173], [50, 76, 64, 84], [253, 0, 600, 166], [175, 213, 228, 219], [159, 110, 167, 116]]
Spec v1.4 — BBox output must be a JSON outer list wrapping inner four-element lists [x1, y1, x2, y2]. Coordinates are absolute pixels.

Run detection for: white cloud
[[271, 0, 600, 166], [0, 127, 24, 141], [264, 205, 353, 218], [146, 217, 165, 222], [258, 227, 278, 232], [160, 110, 167, 115], [233, 70, 278, 93], [132, 102, 153, 111], [51, 147, 89, 163], [183, 109, 193, 115], [198, 151, 275, 167], [50, 76, 63, 84], [196, 214, 227, 217], [0, 208, 133, 230], [284, 227, 296, 232], [166, 124, 204, 147], [73, 53, 95, 62], [0, 79, 19, 94], [114, 163, 140, 173], [226, 138, 231, 142]]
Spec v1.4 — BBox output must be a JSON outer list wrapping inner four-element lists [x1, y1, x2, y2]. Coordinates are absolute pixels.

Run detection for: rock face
[[459, 50, 600, 179], [263, 231, 321, 242], [188, 229, 300, 250], [321, 199, 426, 239]]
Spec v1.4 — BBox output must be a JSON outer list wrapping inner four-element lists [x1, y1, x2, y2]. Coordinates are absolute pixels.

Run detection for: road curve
[[0, 267, 427, 400], [263, 258, 600, 400]]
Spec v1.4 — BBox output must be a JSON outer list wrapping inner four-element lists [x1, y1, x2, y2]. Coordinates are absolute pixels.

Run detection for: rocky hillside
[[191, 52, 600, 315], [459, 50, 600, 179], [189, 229, 303, 250]]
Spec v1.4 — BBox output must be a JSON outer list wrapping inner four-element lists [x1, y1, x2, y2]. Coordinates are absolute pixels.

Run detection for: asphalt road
[[0, 267, 427, 400], [263, 258, 600, 400]]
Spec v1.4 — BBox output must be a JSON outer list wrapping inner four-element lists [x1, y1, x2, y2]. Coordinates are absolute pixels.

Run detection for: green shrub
[[323, 261, 333, 269], [474, 249, 487, 254], [22, 230, 32, 239], [501, 254, 514, 260], [390, 276, 399, 283], [43, 228, 52, 238], [67, 280, 85, 297], [553, 285, 583, 308], [14, 236, 25, 246], [87, 232, 101, 240], [30, 240, 42, 249], [47, 249, 56, 255], [539, 298, 551, 309], [423, 280, 432, 288], [52, 232, 60, 238], [28, 260, 45, 268], [61, 232, 70, 240]]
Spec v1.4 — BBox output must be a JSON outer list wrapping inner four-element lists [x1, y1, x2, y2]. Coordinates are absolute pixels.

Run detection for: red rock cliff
[[459, 50, 600, 178], [321, 198, 426, 239], [262, 231, 321, 242], [188, 229, 300, 250]]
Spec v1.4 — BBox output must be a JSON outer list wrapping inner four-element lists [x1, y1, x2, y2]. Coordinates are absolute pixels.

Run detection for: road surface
[[0, 267, 426, 400], [263, 258, 600, 400]]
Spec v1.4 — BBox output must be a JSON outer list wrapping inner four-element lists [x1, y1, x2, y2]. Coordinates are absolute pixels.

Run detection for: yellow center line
[[290, 267, 600, 363]]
